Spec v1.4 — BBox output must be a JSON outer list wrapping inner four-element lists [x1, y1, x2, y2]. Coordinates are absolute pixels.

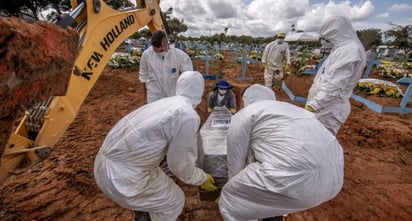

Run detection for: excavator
[[0, 0, 168, 182]]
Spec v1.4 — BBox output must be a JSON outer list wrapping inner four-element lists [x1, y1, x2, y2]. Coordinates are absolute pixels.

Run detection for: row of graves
[[109, 39, 412, 115], [183, 40, 412, 115]]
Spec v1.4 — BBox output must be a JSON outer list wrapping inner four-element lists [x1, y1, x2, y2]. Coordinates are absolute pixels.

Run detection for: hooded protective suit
[[262, 38, 291, 87], [94, 71, 207, 221], [306, 15, 367, 135], [139, 46, 193, 103], [218, 84, 344, 221]]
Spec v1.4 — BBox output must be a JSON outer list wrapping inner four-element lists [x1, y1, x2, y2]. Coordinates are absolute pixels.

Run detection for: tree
[[163, 6, 173, 20], [160, 7, 188, 42], [385, 23, 411, 50], [0, 0, 71, 21], [357, 29, 382, 50], [0, 0, 135, 21], [167, 17, 188, 41], [130, 28, 151, 39], [104, 0, 134, 10]]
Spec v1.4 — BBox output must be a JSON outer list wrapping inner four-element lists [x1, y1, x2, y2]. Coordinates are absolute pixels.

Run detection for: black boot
[[262, 216, 283, 221], [134, 211, 151, 221]]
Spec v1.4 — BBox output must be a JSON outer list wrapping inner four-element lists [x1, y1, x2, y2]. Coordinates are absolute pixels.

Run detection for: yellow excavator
[[0, 0, 168, 182]]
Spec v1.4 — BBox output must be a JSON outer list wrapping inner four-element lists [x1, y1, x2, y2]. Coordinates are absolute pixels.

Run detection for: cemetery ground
[[0, 51, 411, 221]]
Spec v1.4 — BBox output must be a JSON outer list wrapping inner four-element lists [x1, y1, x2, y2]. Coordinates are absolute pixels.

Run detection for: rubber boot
[[262, 216, 283, 221], [134, 211, 151, 221]]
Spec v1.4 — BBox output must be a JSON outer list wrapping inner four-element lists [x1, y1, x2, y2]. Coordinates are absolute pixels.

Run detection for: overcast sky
[[157, 0, 412, 37]]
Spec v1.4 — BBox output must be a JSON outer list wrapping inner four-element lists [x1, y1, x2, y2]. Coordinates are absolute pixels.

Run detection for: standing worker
[[305, 15, 367, 136], [207, 79, 237, 114], [94, 71, 217, 221], [139, 30, 193, 103], [218, 84, 344, 221], [261, 32, 291, 88]]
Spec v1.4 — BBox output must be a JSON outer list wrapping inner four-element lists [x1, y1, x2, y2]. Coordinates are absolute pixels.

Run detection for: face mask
[[320, 38, 333, 49], [156, 51, 168, 58], [218, 89, 227, 95], [277, 39, 284, 44]]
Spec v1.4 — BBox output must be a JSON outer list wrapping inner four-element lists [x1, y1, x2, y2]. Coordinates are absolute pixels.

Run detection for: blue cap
[[216, 79, 232, 89]]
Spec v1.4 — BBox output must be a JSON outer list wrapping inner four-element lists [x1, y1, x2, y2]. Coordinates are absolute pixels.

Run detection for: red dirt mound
[[0, 17, 78, 160]]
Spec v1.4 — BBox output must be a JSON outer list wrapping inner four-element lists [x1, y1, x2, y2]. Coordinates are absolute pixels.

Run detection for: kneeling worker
[[207, 79, 237, 114], [219, 84, 344, 221], [94, 71, 217, 221]]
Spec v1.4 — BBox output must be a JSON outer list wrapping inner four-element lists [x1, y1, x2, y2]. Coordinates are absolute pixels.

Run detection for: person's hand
[[200, 173, 218, 191], [207, 107, 213, 113], [284, 64, 290, 74], [305, 105, 315, 112], [261, 62, 266, 70], [229, 108, 236, 114], [215, 196, 220, 204]]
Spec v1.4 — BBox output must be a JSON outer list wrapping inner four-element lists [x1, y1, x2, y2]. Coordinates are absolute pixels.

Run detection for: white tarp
[[285, 32, 319, 42]]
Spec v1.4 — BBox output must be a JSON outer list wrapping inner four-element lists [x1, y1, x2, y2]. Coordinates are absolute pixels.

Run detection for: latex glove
[[261, 62, 266, 70], [200, 173, 218, 191], [207, 107, 213, 113], [284, 64, 290, 74], [305, 105, 315, 112]]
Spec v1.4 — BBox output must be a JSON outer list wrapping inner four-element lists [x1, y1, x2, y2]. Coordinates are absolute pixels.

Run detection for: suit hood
[[242, 84, 276, 107], [176, 71, 204, 107], [320, 15, 359, 48]]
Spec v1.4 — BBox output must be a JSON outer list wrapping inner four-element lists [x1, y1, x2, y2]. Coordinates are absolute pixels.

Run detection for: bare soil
[[0, 17, 77, 159], [0, 51, 411, 221]]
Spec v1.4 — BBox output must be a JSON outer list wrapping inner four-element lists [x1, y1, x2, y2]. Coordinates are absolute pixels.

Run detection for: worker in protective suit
[[218, 84, 344, 221], [94, 71, 217, 221], [139, 30, 193, 103], [305, 15, 367, 136], [261, 32, 291, 88], [207, 79, 237, 114]]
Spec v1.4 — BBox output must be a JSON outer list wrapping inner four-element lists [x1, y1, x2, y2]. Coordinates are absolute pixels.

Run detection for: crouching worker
[[94, 71, 217, 221], [207, 79, 237, 114], [218, 84, 344, 221]]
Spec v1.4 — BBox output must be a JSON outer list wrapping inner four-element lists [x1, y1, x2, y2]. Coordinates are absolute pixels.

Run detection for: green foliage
[[105, 0, 134, 10], [0, 0, 136, 20], [357, 29, 382, 50], [178, 34, 273, 45], [161, 7, 188, 41], [130, 28, 151, 39], [385, 24, 412, 50], [0, 0, 70, 20], [168, 17, 188, 39]]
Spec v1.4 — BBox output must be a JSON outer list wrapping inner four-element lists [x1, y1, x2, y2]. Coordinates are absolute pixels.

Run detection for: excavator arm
[[0, 0, 168, 182]]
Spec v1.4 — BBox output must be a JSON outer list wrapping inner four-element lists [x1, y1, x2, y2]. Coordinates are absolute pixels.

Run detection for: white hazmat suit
[[94, 71, 208, 221], [306, 15, 367, 135], [218, 84, 344, 221], [262, 39, 290, 87], [139, 46, 193, 103]]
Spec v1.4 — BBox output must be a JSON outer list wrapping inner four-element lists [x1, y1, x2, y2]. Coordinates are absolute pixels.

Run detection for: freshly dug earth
[[0, 51, 411, 221], [0, 17, 78, 159]]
